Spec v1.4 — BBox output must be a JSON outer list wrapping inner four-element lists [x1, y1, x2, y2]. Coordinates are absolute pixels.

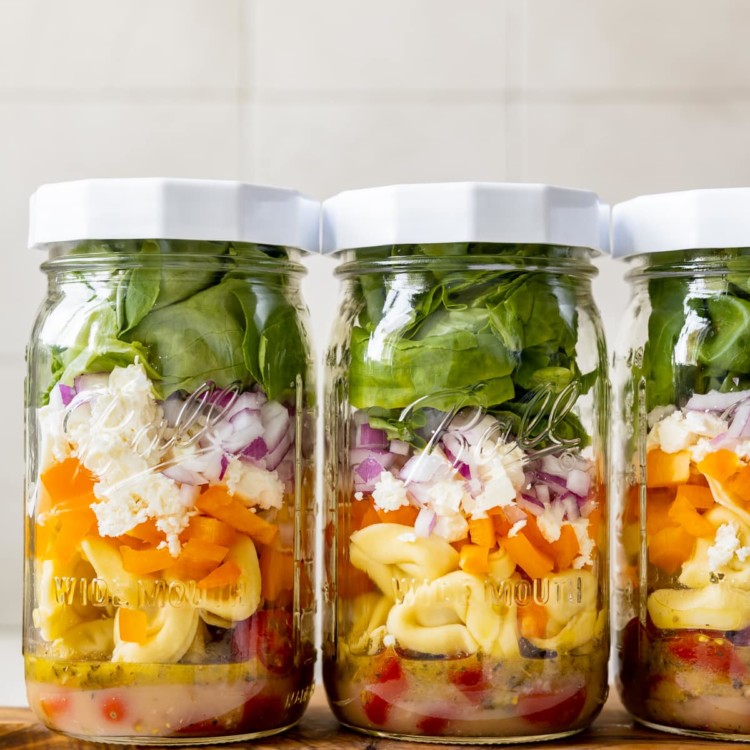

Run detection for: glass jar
[[23, 180, 318, 743], [614, 189, 750, 739], [322, 183, 610, 742]]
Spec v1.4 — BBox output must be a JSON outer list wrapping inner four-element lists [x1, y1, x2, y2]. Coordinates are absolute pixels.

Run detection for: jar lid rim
[[321, 182, 610, 255], [613, 188, 750, 259], [28, 178, 321, 253]]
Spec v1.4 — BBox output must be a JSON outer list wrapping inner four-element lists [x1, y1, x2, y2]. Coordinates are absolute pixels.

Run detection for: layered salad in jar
[[324, 244, 608, 740], [618, 257, 750, 735], [25, 240, 315, 741]]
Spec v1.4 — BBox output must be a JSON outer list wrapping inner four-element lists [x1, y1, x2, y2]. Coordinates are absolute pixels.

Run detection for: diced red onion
[[357, 423, 388, 449], [219, 454, 229, 481], [226, 391, 266, 416], [455, 461, 471, 479], [162, 463, 205, 486], [356, 457, 387, 483], [73, 373, 109, 393], [406, 481, 432, 506], [447, 412, 500, 448], [58, 384, 75, 406], [180, 449, 223, 484], [518, 493, 545, 517], [535, 483, 550, 505], [414, 507, 437, 538], [274, 451, 294, 484], [535, 471, 570, 496], [729, 401, 750, 438], [400, 453, 449, 484], [566, 469, 591, 498], [686, 389, 750, 412], [389, 440, 411, 456], [261, 401, 291, 454], [222, 408, 265, 454], [242, 436, 268, 460], [710, 432, 737, 450], [265, 431, 293, 471], [561, 494, 580, 521]]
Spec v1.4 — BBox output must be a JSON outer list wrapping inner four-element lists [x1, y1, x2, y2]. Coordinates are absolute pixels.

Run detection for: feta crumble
[[508, 520, 527, 538], [708, 522, 741, 571], [647, 410, 727, 454], [372, 471, 410, 512], [225, 457, 284, 510]]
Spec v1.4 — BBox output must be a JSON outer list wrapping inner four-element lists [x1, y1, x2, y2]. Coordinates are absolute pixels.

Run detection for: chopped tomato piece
[[666, 632, 745, 679], [517, 686, 586, 728], [101, 695, 127, 723], [231, 609, 294, 676], [362, 690, 390, 725], [417, 714, 449, 735]]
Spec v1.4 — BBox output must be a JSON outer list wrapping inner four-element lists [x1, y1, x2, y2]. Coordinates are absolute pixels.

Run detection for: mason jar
[[613, 189, 750, 739], [23, 179, 318, 743], [321, 183, 611, 742]]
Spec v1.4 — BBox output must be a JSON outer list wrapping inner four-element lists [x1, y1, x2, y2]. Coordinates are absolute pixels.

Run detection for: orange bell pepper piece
[[195, 486, 278, 546], [459, 543, 490, 575], [647, 449, 690, 487], [468, 517, 496, 549], [502, 534, 554, 580], [698, 449, 740, 483], [120, 545, 175, 575], [118, 608, 148, 644], [196, 560, 241, 589]]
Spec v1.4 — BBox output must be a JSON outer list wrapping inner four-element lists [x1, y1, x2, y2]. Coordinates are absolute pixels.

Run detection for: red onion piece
[[414, 507, 437, 538], [566, 469, 591, 498], [535, 483, 550, 505], [729, 401, 750, 437], [356, 457, 387, 483], [73, 373, 109, 393], [265, 431, 293, 471], [226, 391, 267, 416], [58, 384, 75, 406], [219, 454, 229, 481], [162, 395, 185, 428], [560, 494, 580, 521], [518, 493, 544, 516], [274, 450, 294, 484], [180, 449, 223, 484], [242, 436, 268, 460], [686, 389, 750, 412], [358, 423, 388, 449], [389, 440, 411, 456], [400, 453, 449, 484], [162, 463, 205, 486], [222, 408, 264, 454], [535, 471, 571, 496], [261, 401, 291, 454], [406, 481, 432, 507]]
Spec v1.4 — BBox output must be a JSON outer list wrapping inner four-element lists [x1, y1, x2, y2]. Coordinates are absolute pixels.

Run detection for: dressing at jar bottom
[[324, 647, 607, 743], [619, 618, 750, 740], [26, 656, 314, 744]]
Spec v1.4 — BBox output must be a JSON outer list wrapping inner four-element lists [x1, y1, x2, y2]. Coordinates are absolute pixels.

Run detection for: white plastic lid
[[613, 188, 750, 258], [28, 178, 320, 253], [321, 182, 609, 254]]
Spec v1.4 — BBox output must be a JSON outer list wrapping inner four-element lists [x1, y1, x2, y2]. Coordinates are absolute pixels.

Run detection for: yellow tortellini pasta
[[349, 523, 460, 597], [648, 583, 750, 631]]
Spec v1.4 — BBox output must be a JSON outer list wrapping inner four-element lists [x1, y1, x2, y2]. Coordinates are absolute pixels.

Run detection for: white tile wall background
[[2, 0, 750, 706]]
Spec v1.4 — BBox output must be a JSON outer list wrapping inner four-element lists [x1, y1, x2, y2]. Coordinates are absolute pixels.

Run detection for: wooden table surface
[[0, 689, 739, 749]]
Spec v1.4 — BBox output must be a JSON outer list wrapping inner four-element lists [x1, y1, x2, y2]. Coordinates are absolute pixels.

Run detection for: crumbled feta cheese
[[382, 634, 396, 648], [537, 502, 566, 543], [647, 404, 677, 429], [226, 457, 284, 510], [570, 518, 595, 569], [354, 491, 364, 501], [648, 410, 727, 454], [708, 522, 741, 571], [372, 471, 410, 512], [508, 520, 527, 538], [397, 532, 417, 543], [738, 545, 750, 562], [432, 513, 469, 542], [64, 364, 190, 554], [470, 443, 525, 517], [429, 479, 465, 517]]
